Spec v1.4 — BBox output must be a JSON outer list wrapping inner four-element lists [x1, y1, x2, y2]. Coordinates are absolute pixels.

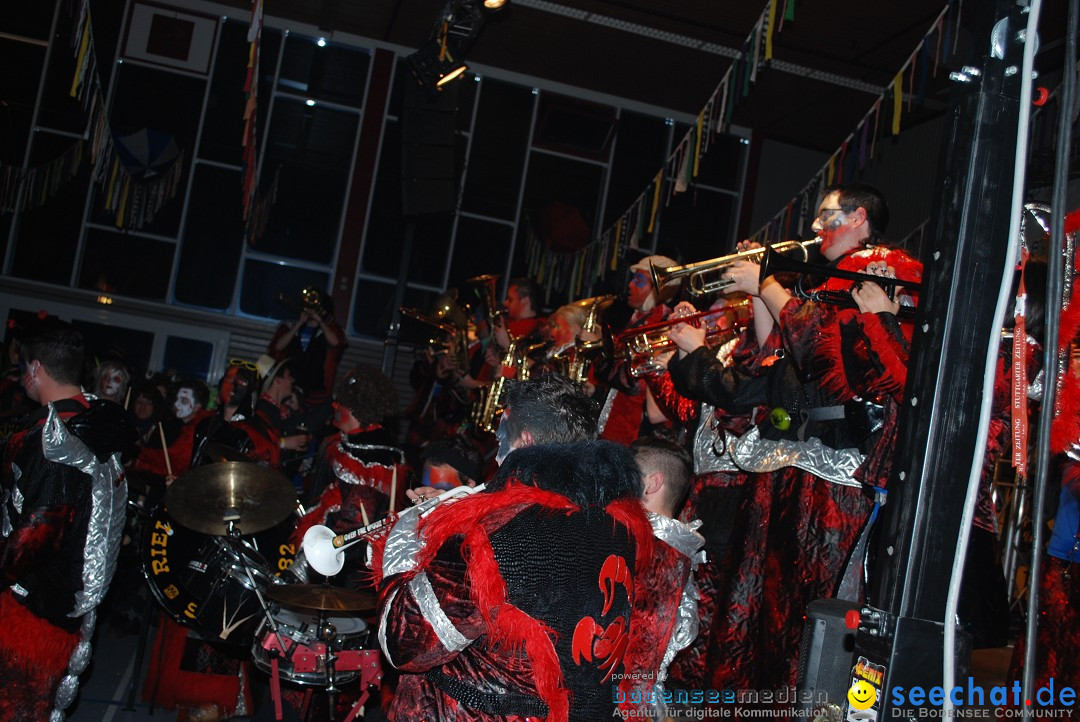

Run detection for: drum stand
[[225, 520, 295, 670]]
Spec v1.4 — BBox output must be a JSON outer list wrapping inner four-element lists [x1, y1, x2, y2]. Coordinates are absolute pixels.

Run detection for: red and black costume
[[627, 512, 705, 715], [0, 396, 136, 721], [293, 425, 410, 586], [268, 318, 347, 408], [596, 303, 671, 445], [372, 441, 656, 721], [648, 334, 760, 690]]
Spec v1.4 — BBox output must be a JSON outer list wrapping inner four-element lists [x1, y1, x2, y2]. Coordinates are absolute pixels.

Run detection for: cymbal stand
[[225, 521, 291, 658], [226, 519, 297, 720], [317, 612, 341, 722]]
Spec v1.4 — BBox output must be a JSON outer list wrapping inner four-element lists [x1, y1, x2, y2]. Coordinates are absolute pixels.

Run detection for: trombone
[[757, 245, 921, 319], [650, 238, 823, 297], [609, 301, 750, 377]]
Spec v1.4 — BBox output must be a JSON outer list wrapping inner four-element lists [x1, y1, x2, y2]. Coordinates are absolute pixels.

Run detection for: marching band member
[[372, 375, 658, 721], [294, 364, 410, 588], [0, 322, 137, 720], [596, 254, 680, 445]]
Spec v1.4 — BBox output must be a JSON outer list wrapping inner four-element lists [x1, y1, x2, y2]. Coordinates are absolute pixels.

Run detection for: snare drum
[[252, 608, 374, 686], [142, 505, 283, 644]]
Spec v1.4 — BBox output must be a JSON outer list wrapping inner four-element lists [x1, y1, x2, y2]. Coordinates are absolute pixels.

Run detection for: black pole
[[381, 218, 416, 377], [852, 0, 1028, 714], [1022, 0, 1078, 701]]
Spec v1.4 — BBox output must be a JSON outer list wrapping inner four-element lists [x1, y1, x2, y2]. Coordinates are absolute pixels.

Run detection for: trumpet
[[650, 238, 823, 297], [402, 289, 471, 372], [610, 301, 750, 377], [758, 246, 921, 319], [277, 287, 334, 322], [301, 484, 487, 576], [467, 274, 505, 327]]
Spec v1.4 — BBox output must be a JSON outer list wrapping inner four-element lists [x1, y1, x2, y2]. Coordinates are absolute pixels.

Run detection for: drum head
[[141, 505, 277, 644]]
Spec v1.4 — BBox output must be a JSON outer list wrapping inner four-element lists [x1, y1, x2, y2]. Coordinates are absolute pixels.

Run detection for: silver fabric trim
[[54, 675, 78, 711], [647, 512, 706, 565], [41, 403, 127, 617], [658, 578, 700, 685], [692, 406, 739, 475], [11, 583, 27, 597], [408, 571, 470, 653], [11, 483, 23, 514], [68, 638, 92, 676], [378, 587, 400, 668], [333, 442, 403, 486], [648, 513, 705, 686], [53, 611, 96, 718], [728, 426, 864, 488], [48, 710, 64, 722], [596, 388, 617, 435], [1028, 367, 1044, 402], [381, 506, 426, 578]]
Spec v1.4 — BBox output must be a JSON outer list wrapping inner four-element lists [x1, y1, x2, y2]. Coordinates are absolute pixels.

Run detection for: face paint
[[423, 464, 462, 490], [103, 371, 124, 398], [627, 271, 654, 310], [494, 416, 514, 466], [174, 387, 197, 420]]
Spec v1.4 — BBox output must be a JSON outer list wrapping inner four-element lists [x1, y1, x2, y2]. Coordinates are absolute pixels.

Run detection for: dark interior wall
[[746, 113, 950, 254]]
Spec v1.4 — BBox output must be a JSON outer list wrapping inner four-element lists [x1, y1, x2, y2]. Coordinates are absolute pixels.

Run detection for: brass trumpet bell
[[649, 238, 823, 297], [431, 289, 468, 329]]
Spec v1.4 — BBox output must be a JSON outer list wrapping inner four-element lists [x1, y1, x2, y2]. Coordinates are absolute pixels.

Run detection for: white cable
[[942, 0, 1041, 711]]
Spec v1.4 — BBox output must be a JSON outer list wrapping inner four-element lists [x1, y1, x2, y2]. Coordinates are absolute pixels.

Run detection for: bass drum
[[141, 505, 288, 645]]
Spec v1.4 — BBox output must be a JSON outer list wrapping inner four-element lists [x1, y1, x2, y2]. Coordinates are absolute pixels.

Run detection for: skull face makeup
[[103, 371, 124, 398], [174, 387, 198, 421]]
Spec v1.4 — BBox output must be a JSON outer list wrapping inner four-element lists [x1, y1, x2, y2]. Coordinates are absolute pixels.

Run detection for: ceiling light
[[305, 99, 316, 106], [483, 0, 507, 9], [317, 37, 327, 47], [437, 63, 468, 86]]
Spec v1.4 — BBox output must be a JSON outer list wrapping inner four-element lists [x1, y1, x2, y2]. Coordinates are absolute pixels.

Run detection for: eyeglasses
[[229, 358, 259, 371]]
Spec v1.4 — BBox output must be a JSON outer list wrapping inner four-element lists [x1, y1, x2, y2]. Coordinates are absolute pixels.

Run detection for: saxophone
[[472, 336, 518, 434]]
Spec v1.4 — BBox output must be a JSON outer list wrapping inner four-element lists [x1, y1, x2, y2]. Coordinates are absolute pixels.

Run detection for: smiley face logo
[[847, 679, 877, 710]]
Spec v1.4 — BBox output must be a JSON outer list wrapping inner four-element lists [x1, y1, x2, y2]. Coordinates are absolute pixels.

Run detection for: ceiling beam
[[513, 0, 886, 95]]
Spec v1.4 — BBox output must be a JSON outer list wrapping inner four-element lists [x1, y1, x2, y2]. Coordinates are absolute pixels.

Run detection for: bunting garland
[[529, 0, 798, 301], [242, 0, 267, 245], [750, 0, 971, 245], [1, 0, 188, 230]]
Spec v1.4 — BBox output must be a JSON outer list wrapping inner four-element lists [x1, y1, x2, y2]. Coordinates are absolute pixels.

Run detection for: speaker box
[[795, 598, 860, 714], [401, 81, 459, 215]]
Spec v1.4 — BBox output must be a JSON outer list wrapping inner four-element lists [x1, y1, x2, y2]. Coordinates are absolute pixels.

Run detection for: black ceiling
[[227, 0, 1070, 153]]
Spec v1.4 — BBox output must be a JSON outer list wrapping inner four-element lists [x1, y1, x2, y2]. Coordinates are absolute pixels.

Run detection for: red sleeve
[[379, 538, 485, 672], [267, 322, 291, 361], [322, 320, 348, 392], [0, 505, 74, 587], [643, 371, 699, 424], [856, 312, 910, 401]]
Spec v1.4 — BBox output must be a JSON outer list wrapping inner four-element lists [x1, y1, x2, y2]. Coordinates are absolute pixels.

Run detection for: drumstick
[[158, 422, 173, 478], [389, 466, 397, 514], [123, 386, 131, 409], [359, 502, 370, 528]]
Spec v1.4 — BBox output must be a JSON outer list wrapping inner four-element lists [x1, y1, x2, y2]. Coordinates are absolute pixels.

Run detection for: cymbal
[[166, 461, 295, 536], [267, 584, 378, 613], [202, 441, 249, 464]]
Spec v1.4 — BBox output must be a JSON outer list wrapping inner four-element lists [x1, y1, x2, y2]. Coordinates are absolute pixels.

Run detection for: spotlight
[[436, 62, 468, 87], [407, 0, 498, 90], [483, 0, 507, 8]]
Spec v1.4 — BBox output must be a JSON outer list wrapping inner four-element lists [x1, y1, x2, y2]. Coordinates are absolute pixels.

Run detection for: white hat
[[629, 254, 678, 282], [256, 354, 289, 395]]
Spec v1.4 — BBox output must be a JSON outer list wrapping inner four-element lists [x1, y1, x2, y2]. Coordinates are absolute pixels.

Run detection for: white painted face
[[174, 387, 197, 420], [102, 371, 124, 398]]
